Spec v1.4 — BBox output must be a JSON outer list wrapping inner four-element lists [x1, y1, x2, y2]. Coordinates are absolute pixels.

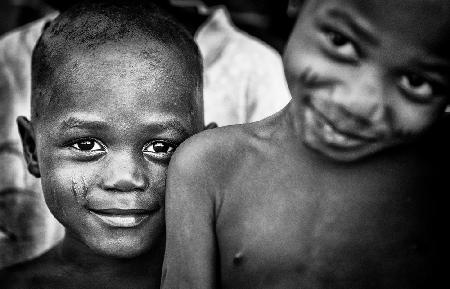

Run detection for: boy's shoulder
[[0, 246, 64, 289], [174, 123, 255, 164], [170, 120, 271, 178]]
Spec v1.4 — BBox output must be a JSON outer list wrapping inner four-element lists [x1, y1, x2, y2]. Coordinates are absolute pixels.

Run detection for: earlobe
[[17, 116, 41, 178]]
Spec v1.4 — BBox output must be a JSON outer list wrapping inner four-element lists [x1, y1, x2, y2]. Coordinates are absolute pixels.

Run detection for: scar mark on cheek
[[299, 66, 319, 88], [71, 176, 88, 205], [299, 66, 334, 89], [82, 176, 88, 199]]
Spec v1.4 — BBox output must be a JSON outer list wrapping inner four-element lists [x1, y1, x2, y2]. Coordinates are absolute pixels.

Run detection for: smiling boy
[[162, 0, 450, 288], [0, 0, 204, 288]]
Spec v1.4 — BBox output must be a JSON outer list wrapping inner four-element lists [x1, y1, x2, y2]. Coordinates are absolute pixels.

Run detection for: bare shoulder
[[170, 121, 272, 181], [0, 246, 63, 289], [166, 111, 287, 209]]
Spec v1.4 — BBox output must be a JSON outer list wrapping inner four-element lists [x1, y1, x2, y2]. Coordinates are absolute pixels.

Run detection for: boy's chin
[[87, 236, 159, 259]]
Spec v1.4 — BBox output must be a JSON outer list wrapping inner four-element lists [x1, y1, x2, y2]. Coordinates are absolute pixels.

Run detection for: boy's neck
[[56, 234, 164, 282]]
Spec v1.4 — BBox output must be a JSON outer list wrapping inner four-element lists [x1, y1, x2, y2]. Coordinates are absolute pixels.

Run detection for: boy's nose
[[332, 67, 388, 125], [101, 152, 148, 192]]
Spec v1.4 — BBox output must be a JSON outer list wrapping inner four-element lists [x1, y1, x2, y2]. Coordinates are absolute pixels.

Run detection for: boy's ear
[[204, 122, 218, 130], [17, 116, 41, 178]]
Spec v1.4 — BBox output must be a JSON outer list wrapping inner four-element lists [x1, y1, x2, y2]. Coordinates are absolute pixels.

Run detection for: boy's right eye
[[321, 27, 359, 62], [71, 139, 104, 152]]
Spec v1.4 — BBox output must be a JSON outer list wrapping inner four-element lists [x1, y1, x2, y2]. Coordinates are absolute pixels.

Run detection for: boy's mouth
[[304, 105, 378, 150], [88, 208, 153, 228]]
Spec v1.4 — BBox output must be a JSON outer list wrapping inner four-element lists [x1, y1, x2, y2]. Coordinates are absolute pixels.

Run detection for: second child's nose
[[333, 67, 388, 125], [101, 152, 148, 192]]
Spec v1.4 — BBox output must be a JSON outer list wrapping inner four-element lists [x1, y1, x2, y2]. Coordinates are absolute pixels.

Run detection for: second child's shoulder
[[169, 122, 269, 178], [173, 124, 254, 163]]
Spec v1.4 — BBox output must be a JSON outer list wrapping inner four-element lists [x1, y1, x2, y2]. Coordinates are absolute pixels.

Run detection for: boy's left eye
[[322, 28, 358, 62], [71, 139, 104, 152], [143, 141, 176, 157], [398, 73, 435, 102]]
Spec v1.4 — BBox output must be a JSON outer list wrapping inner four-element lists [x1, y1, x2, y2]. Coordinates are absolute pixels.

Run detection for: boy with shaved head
[[0, 0, 204, 288], [162, 0, 450, 288]]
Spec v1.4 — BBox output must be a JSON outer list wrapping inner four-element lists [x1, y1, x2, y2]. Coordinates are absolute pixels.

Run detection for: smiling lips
[[89, 208, 154, 228], [305, 105, 379, 149]]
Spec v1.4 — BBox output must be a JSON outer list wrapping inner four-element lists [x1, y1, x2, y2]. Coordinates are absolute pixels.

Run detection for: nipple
[[233, 251, 244, 266]]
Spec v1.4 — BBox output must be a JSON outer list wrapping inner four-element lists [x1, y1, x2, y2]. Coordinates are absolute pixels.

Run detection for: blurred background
[[0, 0, 295, 52]]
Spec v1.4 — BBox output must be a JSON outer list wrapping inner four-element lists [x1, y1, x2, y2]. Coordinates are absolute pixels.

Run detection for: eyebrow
[[147, 119, 191, 140], [326, 8, 380, 46], [59, 117, 109, 131], [59, 116, 191, 138]]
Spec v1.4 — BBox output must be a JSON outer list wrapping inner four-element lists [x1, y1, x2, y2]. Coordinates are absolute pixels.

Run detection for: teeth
[[0, 230, 8, 240], [305, 108, 314, 125], [304, 106, 369, 148], [322, 122, 362, 147], [323, 122, 334, 139], [92, 213, 148, 228]]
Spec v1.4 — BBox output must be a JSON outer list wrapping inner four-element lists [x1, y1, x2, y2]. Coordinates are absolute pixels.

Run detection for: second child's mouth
[[88, 208, 155, 228], [304, 106, 380, 149]]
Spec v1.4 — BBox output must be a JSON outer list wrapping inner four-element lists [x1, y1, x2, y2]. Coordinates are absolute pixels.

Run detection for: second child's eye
[[143, 141, 176, 158], [398, 73, 435, 102], [322, 28, 358, 61], [71, 139, 104, 152]]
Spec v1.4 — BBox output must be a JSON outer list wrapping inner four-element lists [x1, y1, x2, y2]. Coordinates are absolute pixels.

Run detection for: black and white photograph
[[1, 0, 448, 288]]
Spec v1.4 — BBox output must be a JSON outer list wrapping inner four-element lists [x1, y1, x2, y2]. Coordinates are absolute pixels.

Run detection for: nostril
[[101, 155, 149, 192], [338, 105, 373, 128], [103, 178, 147, 192]]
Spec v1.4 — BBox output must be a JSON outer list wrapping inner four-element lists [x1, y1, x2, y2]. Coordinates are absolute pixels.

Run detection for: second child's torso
[[214, 116, 445, 289]]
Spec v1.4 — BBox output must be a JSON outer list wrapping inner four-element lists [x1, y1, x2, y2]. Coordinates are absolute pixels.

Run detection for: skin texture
[[0, 38, 203, 289], [161, 0, 450, 288]]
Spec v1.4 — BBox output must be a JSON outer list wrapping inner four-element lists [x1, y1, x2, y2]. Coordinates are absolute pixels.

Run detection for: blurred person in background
[[0, 0, 63, 269], [169, 0, 291, 126], [0, 0, 52, 36]]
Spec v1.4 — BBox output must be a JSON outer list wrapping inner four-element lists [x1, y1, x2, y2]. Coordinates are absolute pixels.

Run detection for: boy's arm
[[161, 139, 218, 289]]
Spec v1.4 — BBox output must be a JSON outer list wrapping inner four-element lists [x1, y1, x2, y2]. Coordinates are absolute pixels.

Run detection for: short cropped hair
[[31, 0, 203, 121]]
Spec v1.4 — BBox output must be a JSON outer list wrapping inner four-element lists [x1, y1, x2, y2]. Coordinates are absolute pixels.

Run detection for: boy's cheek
[[284, 49, 339, 98], [392, 100, 447, 137], [39, 164, 93, 211]]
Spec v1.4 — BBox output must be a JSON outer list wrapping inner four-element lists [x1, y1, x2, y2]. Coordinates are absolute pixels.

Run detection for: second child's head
[[17, 0, 203, 258], [284, 0, 450, 161]]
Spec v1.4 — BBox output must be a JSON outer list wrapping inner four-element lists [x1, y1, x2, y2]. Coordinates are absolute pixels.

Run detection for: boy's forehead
[[57, 39, 193, 92], [70, 38, 183, 70], [41, 41, 199, 120], [310, 0, 450, 58]]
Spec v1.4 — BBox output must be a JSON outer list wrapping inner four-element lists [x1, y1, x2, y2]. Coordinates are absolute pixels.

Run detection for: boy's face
[[284, 0, 450, 161], [21, 40, 201, 257]]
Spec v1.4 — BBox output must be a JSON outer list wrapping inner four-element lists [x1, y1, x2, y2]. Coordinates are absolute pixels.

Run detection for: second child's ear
[[17, 116, 40, 178], [204, 122, 218, 130]]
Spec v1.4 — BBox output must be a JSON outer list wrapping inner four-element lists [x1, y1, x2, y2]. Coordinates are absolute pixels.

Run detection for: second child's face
[[32, 41, 200, 257], [284, 0, 450, 161]]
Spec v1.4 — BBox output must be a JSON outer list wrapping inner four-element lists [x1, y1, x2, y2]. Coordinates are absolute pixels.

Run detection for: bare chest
[[215, 155, 439, 288]]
